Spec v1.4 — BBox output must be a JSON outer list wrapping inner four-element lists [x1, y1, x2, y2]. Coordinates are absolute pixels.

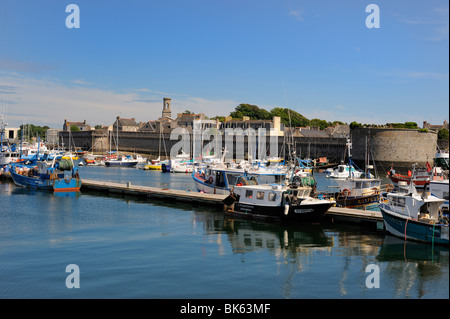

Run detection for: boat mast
[[347, 138, 352, 178]]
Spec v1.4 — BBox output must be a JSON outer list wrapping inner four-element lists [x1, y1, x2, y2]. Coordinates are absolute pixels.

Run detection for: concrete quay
[[81, 179, 384, 228]]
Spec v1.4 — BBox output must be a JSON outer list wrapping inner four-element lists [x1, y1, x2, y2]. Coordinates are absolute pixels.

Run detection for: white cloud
[[287, 8, 303, 21], [394, 5, 449, 41], [0, 72, 239, 128], [382, 70, 449, 80]]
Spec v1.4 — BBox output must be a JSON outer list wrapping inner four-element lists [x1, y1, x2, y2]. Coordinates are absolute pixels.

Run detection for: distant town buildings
[[113, 116, 139, 132], [60, 99, 448, 143], [63, 119, 91, 131], [3, 127, 20, 140], [423, 120, 449, 131]]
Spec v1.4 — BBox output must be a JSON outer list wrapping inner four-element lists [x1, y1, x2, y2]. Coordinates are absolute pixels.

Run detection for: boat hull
[[380, 206, 449, 245], [105, 161, 137, 167], [231, 201, 333, 223], [10, 171, 81, 192], [336, 194, 381, 209], [193, 173, 229, 194], [144, 164, 162, 170]]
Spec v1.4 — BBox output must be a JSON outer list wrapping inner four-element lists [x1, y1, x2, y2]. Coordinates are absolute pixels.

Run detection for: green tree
[[19, 124, 50, 140], [350, 121, 363, 128], [269, 107, 309, 127], [310, 118, 332, 130], [230, 104, 271, 120], [438, 128, 449, 140], [70, 125, 80, 132], [404, 122, 418, 129]]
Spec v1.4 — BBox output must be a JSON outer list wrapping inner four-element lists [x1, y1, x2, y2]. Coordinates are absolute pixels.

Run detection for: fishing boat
[[0, 116, 21, 166], [434, 150, 449, 172], [325, 163, 369, 179], [0, 147, 20, 167], [171, 162, 194, 173], [322, 177, 384, 210], [9, 158, 81, 192], [426, 180, 449, 215], [379, 170, 449, 245], [222, 178, 335, 222], [325, 139, 373, 179], [104, 155, 138, 167], [192, 165, 289, 195], [387, 163, 440, 189]]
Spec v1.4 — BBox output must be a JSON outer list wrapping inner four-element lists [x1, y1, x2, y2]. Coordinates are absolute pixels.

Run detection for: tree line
[[212, 103, 344, 130]]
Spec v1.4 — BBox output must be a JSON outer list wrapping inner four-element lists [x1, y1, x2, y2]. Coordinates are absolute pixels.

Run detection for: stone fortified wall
[[350, 127, 438, 172], [61, 128, 439, 172], [60, 130, 347, 162]]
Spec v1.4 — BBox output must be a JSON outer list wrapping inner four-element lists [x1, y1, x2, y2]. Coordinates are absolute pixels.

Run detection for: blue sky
[[0, 0, 448, 129]]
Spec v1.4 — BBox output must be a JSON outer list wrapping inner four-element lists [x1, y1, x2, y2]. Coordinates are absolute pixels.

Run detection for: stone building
[[63, 119, 91, 131], [219, 116, 284, 136], [113, 116, 139, 132], [423, 120, 449, 131]]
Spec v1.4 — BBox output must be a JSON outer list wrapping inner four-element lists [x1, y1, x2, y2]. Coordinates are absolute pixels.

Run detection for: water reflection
[[2, 175, 448, 298], [377, 235, 448, 263], [376, 235, 449, 298]]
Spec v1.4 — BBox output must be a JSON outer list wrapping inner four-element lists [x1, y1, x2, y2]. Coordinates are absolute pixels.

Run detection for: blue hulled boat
[[10, 158, 81, 192], [379, 178, 449, 246]]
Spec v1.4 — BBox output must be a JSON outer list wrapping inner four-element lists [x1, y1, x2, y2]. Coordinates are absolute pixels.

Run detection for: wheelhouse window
[[268, 192, 277, 201], [257, 191, 265, 200], [245, 190, 253, 198], [390, 196, 406, 207], [226, 173, 240, 186]]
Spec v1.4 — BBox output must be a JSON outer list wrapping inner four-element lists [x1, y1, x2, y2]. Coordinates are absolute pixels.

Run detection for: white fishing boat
[[379, 168, 449, 245], [192, 165, 289, 195], [325, 163, 368, 179], [171, 162, 194, 173], [0, 147, 20, 167], [426, 179, 449, 215], [325, 139, 373, 179], [434, 150, 449, 173], [223, 179, 335, 222]]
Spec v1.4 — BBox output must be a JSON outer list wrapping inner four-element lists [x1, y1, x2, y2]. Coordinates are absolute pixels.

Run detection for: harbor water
[[0, 166, 448, 299]]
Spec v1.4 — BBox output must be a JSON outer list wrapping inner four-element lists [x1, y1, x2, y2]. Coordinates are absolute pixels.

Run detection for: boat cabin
[[385, 184, 444, 221], [233, 184, 312, 207], [334, 178, 381, 197], [201, 167, 286, 189]]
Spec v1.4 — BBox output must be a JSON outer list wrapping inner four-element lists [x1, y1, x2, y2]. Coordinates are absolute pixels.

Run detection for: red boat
[[387, 162, 443, 188]]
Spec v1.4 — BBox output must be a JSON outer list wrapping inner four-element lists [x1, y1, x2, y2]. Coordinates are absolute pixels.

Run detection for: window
[[245, 190, 253, 198], [390, 197, 406, 207], [268, 192, 277, 201], [257, 191, 265, 200], [226, 173, 240, 186]]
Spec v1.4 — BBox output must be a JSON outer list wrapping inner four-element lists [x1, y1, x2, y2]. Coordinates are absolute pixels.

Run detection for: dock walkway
[[81, 179, 384, 227]]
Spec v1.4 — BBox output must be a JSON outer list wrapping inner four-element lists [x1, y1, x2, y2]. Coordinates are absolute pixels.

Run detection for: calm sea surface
[[0, 165, 448, 299]]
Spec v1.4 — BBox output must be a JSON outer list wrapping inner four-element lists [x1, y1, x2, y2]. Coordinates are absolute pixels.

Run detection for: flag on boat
[[426, 161, 432, 172]]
